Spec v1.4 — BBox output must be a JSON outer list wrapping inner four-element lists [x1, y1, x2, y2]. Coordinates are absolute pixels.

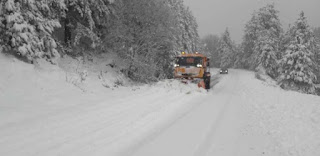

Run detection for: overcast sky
[[183, 0, 320, 43]]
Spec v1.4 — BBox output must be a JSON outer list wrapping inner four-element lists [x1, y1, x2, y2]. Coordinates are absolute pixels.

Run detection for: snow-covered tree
[[314, 28, 320, 61], [166, 0, 200, 54], [63, 0, 115, 52], [313, 27, 320, 84], [99, 0, 200, 82], [252, 4, 282, 77], [253, 29, 280, 78], [241, 12, 260, 69], [314, 27, 320, 40], [218, 28, 235, 68], [182, 7, 200, 52], [233, 45, 246, 68], [241, 4, 282, 76], [279, 12, 318, 94], [0, 0, 66, 63], [101, 0, 181, 81], [201, 34, 220, 67]]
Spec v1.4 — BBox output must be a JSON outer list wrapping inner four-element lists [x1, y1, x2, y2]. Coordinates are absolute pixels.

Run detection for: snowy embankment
[[0, 53, 207, 156], [243, 72, 320, 156]]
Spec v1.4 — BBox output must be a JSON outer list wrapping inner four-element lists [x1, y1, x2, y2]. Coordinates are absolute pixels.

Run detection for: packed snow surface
[[0, 53, 320, 156]]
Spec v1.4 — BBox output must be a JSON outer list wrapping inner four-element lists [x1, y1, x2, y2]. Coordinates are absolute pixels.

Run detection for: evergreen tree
[[201, 34, 220, 67], [0, 0, 66, 63], [279, 12, 318, 94], [101, 0, 191, 81], [0, 0, 201, 83], [252, 4, 282, 77], [253, 29, 280, 78], [241, 4, 282, 76], [100, 0, 200, 82], [234, 45, 246, 68], [182, 7, 200, 52], [241, 12, 260, 69], [313, 27, 320, 83], [314, 27, 320, 40], [218, 28, 235, 68], [314, 29, 320, 62], [166, 0, 200, 54], [63, 0, 115, 54]]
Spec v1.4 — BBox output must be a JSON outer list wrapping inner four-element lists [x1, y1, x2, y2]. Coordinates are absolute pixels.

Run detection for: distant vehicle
[[220, 68, 228, 74], [174, 52, 211, 90]]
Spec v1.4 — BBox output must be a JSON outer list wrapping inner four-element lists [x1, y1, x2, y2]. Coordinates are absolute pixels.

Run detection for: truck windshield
[[176, 57, 202, 66]]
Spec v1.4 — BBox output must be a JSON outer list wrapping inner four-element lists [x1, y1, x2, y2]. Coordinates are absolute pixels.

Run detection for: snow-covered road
[[132, 69, 273, 156], [1, 54, 320, 156], [0, 84, 204, 156]]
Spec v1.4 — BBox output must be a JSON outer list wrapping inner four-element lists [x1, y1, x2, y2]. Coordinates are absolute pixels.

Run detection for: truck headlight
[[197, 64, 202, 68], [174, 64, 179, 67]]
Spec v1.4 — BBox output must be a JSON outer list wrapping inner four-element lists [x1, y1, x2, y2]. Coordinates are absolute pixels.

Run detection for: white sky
[[183, 0, 320, 43]]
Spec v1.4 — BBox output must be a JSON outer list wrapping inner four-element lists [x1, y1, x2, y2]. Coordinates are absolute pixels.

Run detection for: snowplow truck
[[174, 52, 211, 89]]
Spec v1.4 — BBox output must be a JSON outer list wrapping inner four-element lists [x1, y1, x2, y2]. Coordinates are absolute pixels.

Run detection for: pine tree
[[63, 0, 115, 53], [234, 45, 246, 68], [253, 29, 280, 78], [101, 0, 201, 82], [314, 27, 320, 40], [241, 12, 260, 69], [182, 7, 200, 52], [313, 28, 320, 84], [101, 0, 189, 81], [314, 28, 320, 71], [166, 0, 200, 54], [0, 0, 66, 64], [241, 4, 282, 76], [218, 28, 235, 68], [252, 4, 282, 77], [201, 34, 220, 67], [279, 12, 318, 94]]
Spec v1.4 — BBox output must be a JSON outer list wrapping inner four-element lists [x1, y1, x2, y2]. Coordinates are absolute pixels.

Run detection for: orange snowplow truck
[[174, 52, 211, 89]]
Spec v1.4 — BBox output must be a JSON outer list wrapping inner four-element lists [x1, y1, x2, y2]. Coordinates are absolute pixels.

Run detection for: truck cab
[[174, 52, 211, 89]]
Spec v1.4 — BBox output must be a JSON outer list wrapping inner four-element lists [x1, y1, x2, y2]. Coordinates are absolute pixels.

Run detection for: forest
[[202, 4, 320, 94], [1, 1, 320, 94], [0, 0, 199, 82]]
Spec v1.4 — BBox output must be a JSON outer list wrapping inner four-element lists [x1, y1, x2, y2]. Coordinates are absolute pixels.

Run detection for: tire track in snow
[[0, 90, 169, 155], [0, 83, 203, 156], [193, 70, 241, 156], [121, 93, 211, 156], [0, 87, 157, 131], [131, 72, 229, 156], [192, 96, 232, 156], [46, 93, 190, 156]]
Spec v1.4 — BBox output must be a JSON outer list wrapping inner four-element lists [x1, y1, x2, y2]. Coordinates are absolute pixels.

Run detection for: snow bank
[[0, 53, 94, 125], [58, 53, 131, 93], [243, 70, 320, 156]]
